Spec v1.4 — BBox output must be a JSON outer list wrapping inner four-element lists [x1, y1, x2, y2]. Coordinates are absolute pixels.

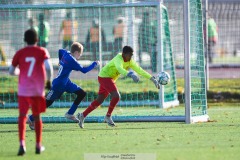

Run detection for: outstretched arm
[[130, 60, 152, 79], [75, 61, 99, 74], [130, 60, 160, 89]]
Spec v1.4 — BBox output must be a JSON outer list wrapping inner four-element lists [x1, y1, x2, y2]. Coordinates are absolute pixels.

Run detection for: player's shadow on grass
[[42, 122, 181, 132], [83, 127, 161, 131], [43, 127, 161, 132], [83, 122, 185, 131], [0, 153, 20, 159], [0, 129, 18, 133], [0, 129, 41, 133]]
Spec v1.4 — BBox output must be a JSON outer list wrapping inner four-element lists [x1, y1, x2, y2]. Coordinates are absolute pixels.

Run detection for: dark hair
[[122, 46, 133, 55], [71, 42, 83, 54], [24, 29, 38, 45]]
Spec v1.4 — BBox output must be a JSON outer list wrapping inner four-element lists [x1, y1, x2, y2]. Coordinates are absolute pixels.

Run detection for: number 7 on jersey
[[25, 57, 36, 77]]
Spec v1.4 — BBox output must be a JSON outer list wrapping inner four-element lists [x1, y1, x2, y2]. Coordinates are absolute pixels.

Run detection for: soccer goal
[[0, 0, 208, 124]]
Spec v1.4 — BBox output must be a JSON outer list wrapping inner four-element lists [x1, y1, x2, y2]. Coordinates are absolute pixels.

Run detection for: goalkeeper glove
[[150, 76, 160, 89], [127, 71, 139, 83], [45, 80, 52, 90]]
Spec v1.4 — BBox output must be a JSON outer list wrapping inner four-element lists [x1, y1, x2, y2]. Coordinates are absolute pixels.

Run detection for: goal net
[[0, 0, 208, 124]]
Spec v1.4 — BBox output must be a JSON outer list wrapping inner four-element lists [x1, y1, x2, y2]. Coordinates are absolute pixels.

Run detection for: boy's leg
[[64, 83, 86, 122], [65, 89, 86, 122], [63, 40, 67, 49], [31, 97, 46, 154], [33, 115, 43, 150], [18, 114, 27, 156], [106, 91, 120, 117], [17, 96, 29, 156], [104, 91, 120, 127], [82, 94, 107, 117], [18, 114, 27, 147], [78, 94, 107, 128], [67, 89, 86, 115], [67, 40, 73, 50], [33, 114, 45, 154]]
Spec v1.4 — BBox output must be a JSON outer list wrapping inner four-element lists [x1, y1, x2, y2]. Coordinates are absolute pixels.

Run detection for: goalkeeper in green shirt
[[77, 46, 160, 128]]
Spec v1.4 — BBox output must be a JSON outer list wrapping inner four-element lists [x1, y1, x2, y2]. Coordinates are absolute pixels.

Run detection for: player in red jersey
[[9, 29, 53, 156]]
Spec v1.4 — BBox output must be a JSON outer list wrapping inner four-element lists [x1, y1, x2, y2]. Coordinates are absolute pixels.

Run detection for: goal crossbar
[[0, 2, 159, 10]]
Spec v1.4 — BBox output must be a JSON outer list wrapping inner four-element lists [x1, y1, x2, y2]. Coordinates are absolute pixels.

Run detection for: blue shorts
[[46, 80, 81, 101]]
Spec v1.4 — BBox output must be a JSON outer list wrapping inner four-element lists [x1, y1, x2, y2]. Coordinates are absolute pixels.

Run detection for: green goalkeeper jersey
[[99, 53, 152, 81]]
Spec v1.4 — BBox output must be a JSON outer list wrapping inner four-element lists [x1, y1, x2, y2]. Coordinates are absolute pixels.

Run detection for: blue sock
[[29, 115, 34, 122], [67, 104, 78, 115]]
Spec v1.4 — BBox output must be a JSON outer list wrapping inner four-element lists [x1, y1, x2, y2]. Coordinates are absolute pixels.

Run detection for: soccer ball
[[158, 71, 170, 85]]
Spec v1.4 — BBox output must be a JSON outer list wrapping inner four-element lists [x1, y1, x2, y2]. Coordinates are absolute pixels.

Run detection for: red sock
[[83, 100, 100, 117], [35, 120, 42, 147], [18, 116, 27, 146], [106, 97, 120, 116]]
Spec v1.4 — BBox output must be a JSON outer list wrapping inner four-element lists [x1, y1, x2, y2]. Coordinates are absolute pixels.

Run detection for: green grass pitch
[[0, 105, 240, 160]]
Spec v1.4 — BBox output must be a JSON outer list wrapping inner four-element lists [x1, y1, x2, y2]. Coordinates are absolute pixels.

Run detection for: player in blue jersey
[[28, 42, 99, 129]]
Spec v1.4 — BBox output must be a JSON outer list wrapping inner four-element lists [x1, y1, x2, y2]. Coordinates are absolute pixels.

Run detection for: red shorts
[[18, 96, 46, 115], [98, 76, 118, 97]]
